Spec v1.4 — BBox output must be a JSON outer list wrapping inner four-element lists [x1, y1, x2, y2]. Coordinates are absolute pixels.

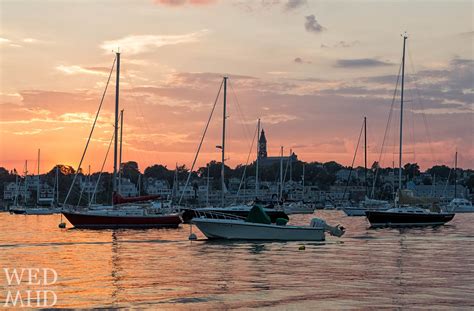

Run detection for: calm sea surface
[[0, 210, 473, 309]]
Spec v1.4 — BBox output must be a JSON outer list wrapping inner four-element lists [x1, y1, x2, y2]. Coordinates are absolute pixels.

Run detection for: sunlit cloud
[[56, 65, 109, 76], [11, 126, 65, 136], [100, 30, 209, 55], [0, 37, 11, 44], [22, 38, 41, 43], [261, 114, 300, 125]]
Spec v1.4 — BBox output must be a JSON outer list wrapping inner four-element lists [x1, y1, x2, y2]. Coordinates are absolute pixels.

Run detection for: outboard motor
[[311, 218, 345, 237]]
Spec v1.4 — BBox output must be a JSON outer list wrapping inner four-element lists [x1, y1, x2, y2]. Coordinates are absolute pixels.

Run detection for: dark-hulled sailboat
[[365, 33, 455, 228]]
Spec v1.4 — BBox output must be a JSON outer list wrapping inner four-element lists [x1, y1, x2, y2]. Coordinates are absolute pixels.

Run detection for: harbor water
[[0, 211, 473, 309]]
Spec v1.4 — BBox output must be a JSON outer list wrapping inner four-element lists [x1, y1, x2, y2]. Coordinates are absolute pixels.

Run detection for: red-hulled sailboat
[[62, 52, 182, 229]]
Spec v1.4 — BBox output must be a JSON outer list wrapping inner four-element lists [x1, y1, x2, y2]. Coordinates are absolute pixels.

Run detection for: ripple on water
[[0, 211, 473, 309]]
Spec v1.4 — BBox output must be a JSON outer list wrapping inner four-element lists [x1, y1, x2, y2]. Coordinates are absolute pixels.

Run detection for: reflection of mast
[[110, 231, 123, 304]]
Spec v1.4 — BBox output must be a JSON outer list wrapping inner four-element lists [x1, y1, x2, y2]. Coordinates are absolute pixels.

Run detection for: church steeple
[[258, 129, 267, 159]]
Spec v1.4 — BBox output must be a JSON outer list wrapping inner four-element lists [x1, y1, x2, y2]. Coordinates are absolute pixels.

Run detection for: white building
[[118, 178, 138, 197], [409, 184, 468, 199], [145, 178, 172, 197]]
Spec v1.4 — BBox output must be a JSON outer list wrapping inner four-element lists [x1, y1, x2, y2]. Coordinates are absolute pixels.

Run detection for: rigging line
[[371, 61, 403, 198], [228, 80, 253, 147], [235, 122, 258, 201], [64, 56, 116, 206], [124, 76, 152, 170], [407, 47, 436, 164], [283, 150, 291, 185], [342, 119, 365, 202], [178, 79, 224, 205], [90, 129, 115, 206], [442, 157, 456, 198], [76, 177, 86, 207]]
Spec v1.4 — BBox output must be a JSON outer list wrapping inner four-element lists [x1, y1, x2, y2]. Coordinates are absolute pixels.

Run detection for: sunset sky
[[0, 0, 472, 174]]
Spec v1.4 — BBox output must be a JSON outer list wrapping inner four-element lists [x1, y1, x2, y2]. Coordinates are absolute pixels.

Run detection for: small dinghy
[[192, 206, 345, 241]]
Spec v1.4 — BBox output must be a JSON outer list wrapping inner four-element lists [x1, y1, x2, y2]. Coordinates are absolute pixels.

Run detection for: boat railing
[[194, 210, 246, 221]]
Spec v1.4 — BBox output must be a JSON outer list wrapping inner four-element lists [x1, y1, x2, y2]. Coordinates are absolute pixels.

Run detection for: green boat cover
[[275, 218, 288, 226], [245, 205, 271, 224]]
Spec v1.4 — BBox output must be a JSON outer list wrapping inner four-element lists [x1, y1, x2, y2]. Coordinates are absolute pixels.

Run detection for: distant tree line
[[1, 160, 473, 204]]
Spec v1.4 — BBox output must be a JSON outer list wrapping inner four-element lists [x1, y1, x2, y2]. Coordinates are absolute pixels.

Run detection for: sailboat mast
[[221, 76, 228, 206], [279, 146, 283, 200], [454, 150, 458, 199], [302, 163, 305, 200], [14, 174, 18, 206], [398, 33, 407, 191], [119, 109, 124, 195], [55, 166, 59, 204], [88, 165, 91, 204], [206, 163, 210, 206], [37, 148, 40, 204], [255, 118, 260, 198], [24, 160, 28, 205], [364, 117, 368, 196], [113, 52, 120, 198], [290, 149, 293, 181]]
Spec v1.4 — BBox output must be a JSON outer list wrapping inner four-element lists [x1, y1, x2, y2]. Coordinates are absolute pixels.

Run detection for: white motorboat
[[192, 207, 345, 241], [447, 198, 474, 213]]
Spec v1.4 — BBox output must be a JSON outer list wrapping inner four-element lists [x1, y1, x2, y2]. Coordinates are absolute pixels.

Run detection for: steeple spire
[[258, 129, 267, 159]]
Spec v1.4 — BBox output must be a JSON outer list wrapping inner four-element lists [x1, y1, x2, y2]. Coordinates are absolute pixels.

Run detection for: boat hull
[[62, 212, 182, 229], [342, 207, 367, 216], [25, 208, 60, 215], [192, 218, 325, 241], [451, 207, 474, 213], [182, 208, 288, 223], [365, 211, 455, 228]]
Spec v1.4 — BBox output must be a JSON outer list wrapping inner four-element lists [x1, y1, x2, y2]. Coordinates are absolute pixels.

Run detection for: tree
[[466, 175, 474, 193], [144, 164, 171, 180], [427, 165, 451, 180], [323, 161, 343, 174], [404, 163, 420, 180], [121, 161, 140, 184]]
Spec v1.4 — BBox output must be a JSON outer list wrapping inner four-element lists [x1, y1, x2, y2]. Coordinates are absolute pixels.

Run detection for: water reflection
[[0, 211, 473, 308]]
